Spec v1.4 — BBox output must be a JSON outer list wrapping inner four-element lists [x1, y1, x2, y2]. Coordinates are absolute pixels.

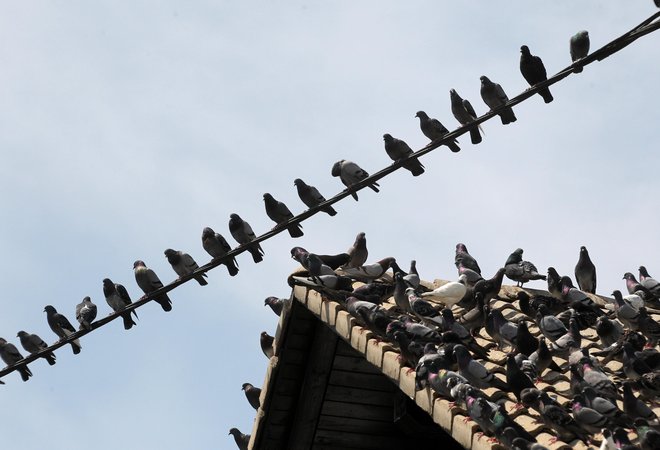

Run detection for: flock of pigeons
[[229, 234, 660, 450]]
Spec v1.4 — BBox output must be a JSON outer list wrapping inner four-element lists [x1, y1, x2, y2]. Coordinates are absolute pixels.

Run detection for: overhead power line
[[0, 11, 658, 382]]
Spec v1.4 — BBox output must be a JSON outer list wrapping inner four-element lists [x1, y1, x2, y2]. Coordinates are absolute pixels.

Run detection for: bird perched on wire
[[479, 76, 516, 124], [504, 248, 546, 287], [450, 89, 482, 144], [75, 296, 97, 330], [520, 45, 553, 103], [44, 305, 82, 354], [570, 30, 590, 73], [415, 111, 461, 152], [201, 227, 239, 276], [103, 278, 138, 330], [293, 178, 337, 216], [331, 160, 380, 200], [229, 213, 264, 263], [382, 133, 425, 176], [0, 338, 32, 382], [17, 331, 56, 365], [263, 193, 304, 238], [575, 246, 597, 294], [164, 248, 208, 285], [133, 260, 172, 312]]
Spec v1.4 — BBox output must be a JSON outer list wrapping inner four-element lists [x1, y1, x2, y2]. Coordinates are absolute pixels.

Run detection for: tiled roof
[[247, 270, 660, 450]]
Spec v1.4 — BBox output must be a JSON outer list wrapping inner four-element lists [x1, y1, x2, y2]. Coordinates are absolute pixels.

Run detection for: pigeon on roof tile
[[639, 266, 660, 296], [420, 275, 467, 306], [228, 428, 250, 450], [103, 278, 138, 330], [133, 260, 172, 312], [75, 296, 97, 331], [344, 232, 368, 268], [549, 317, 581, 358], [0, 338, 32, 381], [201, 227, 239, 276], [17, 331, 56, 365], [536, 304, 568, 342], [392, 273, 412, 313], [44, 305, 81, 354], [574, 246, 597, 293], [449, 89, 482, 144], [264, 297, 286, 316], [570, 31, 590, 73], [414, 111, 461, 152], [504, 248, 546, 287], [391, 331, 423, 367], [486, 307, 518, 350], [622, 381, 658, 423], [473, 268, 506, 305], [241, 383, 261, 410], [595, 315, 623, 348], [358, 306, 395, 340], [427, 369, 467, 398], [539, 403, 590, 443], [506, 353, 535, 401], [582, 386, 630, 429], [229, 213, 264, 263], [528, 337, 562, 378], [458, 291, 486, 336], [546, 267, 563, 299], [514, 319, 539, 357], [383, 133, 425, 176], [570, 394, 612, 434], [581, 357, 619, 402], [164, 248, 208, 286], [331, 160, 380, 201], [290, 274, 354, 291], [623, 272, 660, 308], [622, 342, 653, 380], [293, 178, 337, 216], [339, 257, 395, 281], [520, 45, 553, 103], [455, 243, 481, 275], [345, 297, 382, 319], [351, 281, 393, 304], [403, 260, 420, 289], [612, 290, 640, 330], [636, 371, 660, 402], [453, 344, 509, 391], [415, 343, 455, 390], [263, 193, 304, 238], [637, 307, 660, 346], [260, 331, 274, 359], [480, 76, 517, 124]]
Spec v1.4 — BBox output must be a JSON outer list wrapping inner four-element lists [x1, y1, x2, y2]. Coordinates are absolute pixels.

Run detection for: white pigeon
[[420, 275, 468, 306]]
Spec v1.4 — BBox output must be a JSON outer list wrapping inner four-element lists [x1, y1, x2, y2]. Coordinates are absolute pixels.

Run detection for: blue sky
[[0, 2, 658, 449]]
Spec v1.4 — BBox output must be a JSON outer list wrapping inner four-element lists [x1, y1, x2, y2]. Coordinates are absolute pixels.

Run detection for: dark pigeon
[[44, 305, 81, 354], [455, 243, 481, 274], [75, 296, 97, 330], [260, 331, 274, 359], [241, 382, 261, 410], [331, 159, 379, 201], [383, 133, 424, 176], [103, 278, 138, 330], [0, 338, 33, 381], [570, 31, 590, 73], [415, 110, 460, 152], [479, 76, 516, 124], [574, 246, 596, 293], [263, 193, 303, 238], [264, 296, 286, 316], [293, 178, 337, 216], [520, 45, 553, 103], [17, 331, 56, 365], [164, 248, 208, 286], [201, 227, 239, 276], [228, 428, 250, 450], [449, 89, 482, 144], [229, 213, 264, 263], [504, 248, 546, 287], [133, 260, 172, 312]]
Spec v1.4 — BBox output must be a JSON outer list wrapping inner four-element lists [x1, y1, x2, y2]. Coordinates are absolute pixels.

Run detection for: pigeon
[[313, 252, 351, 270], [415, 111, 461, 152], [133, 260, 172, 312], [382, 133, 424, 176], [340, 257, 395, 282], [570, 394, 611, 434], [331, 159, 380, 200], [559, 276, 598, 311], [547, 267, 563, 299], [241, 382, 261, 410], [625, 271, 660, 308], [458, 291, 486, 336], [392, 273, 412, 313], [260, 331, 274, 359], [473, 268, 506, 304], [0, 338, 32, 381], [228, 428, 250, 450], [637, 306, 660, 345], [229, 213, 264, 263], [582, 387, 630, 429], [479, 76, 516, 124], [391, 331, 423, 367], [427, 370, 467, 398], [622, 342, 652, 380], [504, 248, 546, 287], [102, 278, 138, 330], [414, 344, 455, 390], [362, 307, 397, 340], [201, 227, 239, 276], [291, 248, 334, 284], [635, 418, 660, 450], [528, 338, 562, 377], [536, 304, 568, 342], [345, 232, 368, 268], [540, 403, 590, 443], [570, 31, 590, 73], [449, 89, 482, 144], [345, 297, 383, 320], [403, 260, 420, 289], [293, 178, 337, 216], [612, 290, 640, 330], [264, 296, 286, 316], [515, 319, 539, 357], [17, 331, 56, 365], [549, 317, 581, 358], [581, 357, 619, 402], [455, 243, 481, 274], [164, 248, 208, 286], [520, 45, 553, 103], [351, 282, 394, 304], [75, 296, 97, 330], [639, 266, 660, 296], [44, 305, 81, 354], [595, 315, 623, 348], [622, 381, 657, 422], [290, 275, 354, 291], [506, 354, 535, 401], [420, 276, 467, 306], [263, 193, 304, 238], [486, 307, 518, 350], [454, 344, 509, 391], [574, 246, 597, 294]]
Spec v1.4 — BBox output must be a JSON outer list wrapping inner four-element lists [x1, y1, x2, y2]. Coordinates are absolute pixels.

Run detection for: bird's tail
[[45, 351, 56, 365], [249, 246, 264, 263], [122, 312, 137, 330], [448, 141, 461, 153], [19, 367, 32, 382], [469, 128, 482, 144], [71, 340, 82, 355], [156, 295, 173, 312], [194, 274, 209, 286], [287, 224, 304, 238], [225, 259, 240, 276], [323, 206, 338, 216], [539, 88, 553, 103]]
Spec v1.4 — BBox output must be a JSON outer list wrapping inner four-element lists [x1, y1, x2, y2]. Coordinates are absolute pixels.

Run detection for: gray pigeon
[[44, 305, 81, 354], [520, 45, 553, 103], [479, 76, 516, 124], [228, 213, 264, 263], [612, 290, 639, 330], [228, 428, 250, 450], [133, 260, 172, 312], [17, 331, 56, 365], [331, 159, 380, 200], [383, 133, 424, 176], [0, 338, 32, 381], [165, 248, 208, 286], [264, 296, 286, 316], [536, 304, 567, 342], [201, 227, 239, 276], [454, 344, 509, 391], [75, 296, 97, 330], [260, 331, 274, 359], [449, 89, 482, 144], [293, 178, 337, 216], [570, 31, 590, 73], [164, 248, 208, 286], [345, 232, 368, 268], [263, 193, 304, 238], [415, 111, 461, 152], [102, 278, 138, 330], [241, 382, 261, 410], [574, 246, 596, 293], [639, 266, 660, 296], [504, 248, 546, 287], [455, 243, 481, 274]]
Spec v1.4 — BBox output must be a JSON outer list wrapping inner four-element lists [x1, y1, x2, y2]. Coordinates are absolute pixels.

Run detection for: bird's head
[[133, 260, 145, 269], [520, 45, 530, 55]]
